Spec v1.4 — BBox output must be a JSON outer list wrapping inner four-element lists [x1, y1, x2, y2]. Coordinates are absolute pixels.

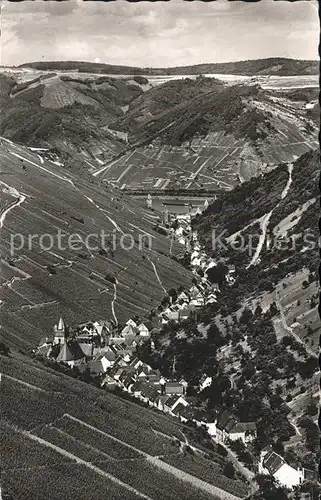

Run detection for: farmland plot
[[96, 458, 222, 500]]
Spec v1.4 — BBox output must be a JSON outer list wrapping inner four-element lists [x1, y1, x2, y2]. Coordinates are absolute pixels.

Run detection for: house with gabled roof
[[164, 395, 189, 415], [88, 354, 112, 375], [147, 387, 160, 407], [161, 310, 180, 322], [78, 342, 94, 358], [154, 395, 170, 412], [112, 355, 128, 368], [216, 410, 257, 444], [176, 405, 197, 423], [126, 319, 138, 328], [123, 336, 138, 348], [131, 380, 145, 397], [122, 374, 135, 392], [190, 293, 204, 307], [101, 374, 117, 390], [147, 370, 162, 385], [137, 323, 150, 337], [128, 356, 144, 370], [136, 364, 152, 380], [113, 367, 126, 381], [259, 447, 305, 489], [121, 324, 138, 337], [139, 382, 157, 403], [178, 291, 190, 302]]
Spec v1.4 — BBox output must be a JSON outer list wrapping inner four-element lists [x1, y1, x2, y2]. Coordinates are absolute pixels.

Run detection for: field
[[1, 353, 248, 499], [0, 140, 193, 348]]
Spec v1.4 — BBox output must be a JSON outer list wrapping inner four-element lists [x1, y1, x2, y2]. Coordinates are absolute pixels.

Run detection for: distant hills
[[18, 57, 319, 76], [0, 70, 318, 191]]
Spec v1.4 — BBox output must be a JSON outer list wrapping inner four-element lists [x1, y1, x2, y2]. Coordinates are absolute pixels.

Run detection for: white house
[[178, 291, 190, 302], [206, 294, 217, 305], [191, 257, 201, 267], [199, 375, 212, 391], [259, 447, 305, 489], [121, 324, 138, 337], [137, 323, 150, 337], [190, 292, 204, 307]]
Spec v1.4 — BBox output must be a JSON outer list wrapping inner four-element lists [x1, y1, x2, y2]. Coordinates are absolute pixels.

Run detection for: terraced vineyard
[[1, 354, 249, 500], [95, 84, 318, 191], [0, 139, 192, 348]]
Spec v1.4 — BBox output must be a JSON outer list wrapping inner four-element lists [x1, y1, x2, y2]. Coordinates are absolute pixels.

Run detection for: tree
[[168, 288, 178, 303], [306, 403, 318, 416], [269, 302, 278, 317], [240, 307, 253, 324], [0, 342, 10, 356], [223, 462, 235, 479], [207, 263, 228, 285], [255, 304, 263, 316], [255, 474, 288, 500], [216, 444, 228, 457]]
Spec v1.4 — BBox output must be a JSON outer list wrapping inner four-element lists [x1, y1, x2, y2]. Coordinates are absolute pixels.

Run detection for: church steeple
[[53, 317, 66, 345]]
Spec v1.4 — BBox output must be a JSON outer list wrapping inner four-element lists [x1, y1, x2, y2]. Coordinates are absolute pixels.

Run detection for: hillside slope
[[0, 73, 140, 167], [96, 82, 318, 191], [193, 148, 319, 348], [0, 138, 193, 351]]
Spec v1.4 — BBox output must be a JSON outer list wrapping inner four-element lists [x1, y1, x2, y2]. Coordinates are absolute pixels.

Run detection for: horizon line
[[2, 56, 318, 71]]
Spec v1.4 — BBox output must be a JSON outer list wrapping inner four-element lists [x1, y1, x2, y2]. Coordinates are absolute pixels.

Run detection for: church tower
[[53, 317, 66, 345]]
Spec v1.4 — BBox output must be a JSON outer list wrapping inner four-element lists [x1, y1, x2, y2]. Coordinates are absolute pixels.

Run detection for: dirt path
[[147, 256, 167, 294], [0, 182, 26, 229], [246, 210, 273, 268]]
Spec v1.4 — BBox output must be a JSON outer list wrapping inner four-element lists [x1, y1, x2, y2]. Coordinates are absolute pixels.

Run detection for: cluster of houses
[[35, 317, 152, 371], [35, 315, 257, 448], [98, 350, 258, 448], [159, 283, 219, 323]]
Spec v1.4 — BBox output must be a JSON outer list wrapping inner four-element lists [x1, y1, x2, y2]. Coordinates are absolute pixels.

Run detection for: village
[[34, 201, 314, 493]]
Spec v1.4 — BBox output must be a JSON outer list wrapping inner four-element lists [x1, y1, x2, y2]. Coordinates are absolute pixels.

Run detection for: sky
[[0, 0, 319, 68]]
